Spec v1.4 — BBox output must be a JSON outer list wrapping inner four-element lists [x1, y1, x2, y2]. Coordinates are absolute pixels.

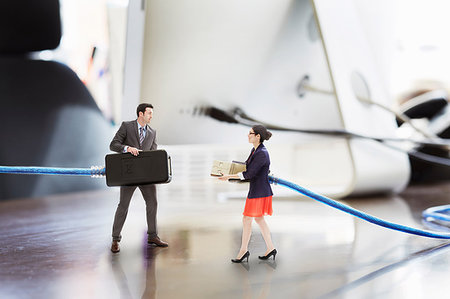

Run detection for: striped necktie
[[139, 127, 145, 146]]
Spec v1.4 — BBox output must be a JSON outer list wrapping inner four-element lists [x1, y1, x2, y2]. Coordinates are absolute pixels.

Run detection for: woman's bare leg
[[255, 216, 275, 255], [237, 216, 253, 258]]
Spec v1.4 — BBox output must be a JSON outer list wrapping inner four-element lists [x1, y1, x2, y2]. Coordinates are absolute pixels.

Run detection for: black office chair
[[0, 0, 113, 200]]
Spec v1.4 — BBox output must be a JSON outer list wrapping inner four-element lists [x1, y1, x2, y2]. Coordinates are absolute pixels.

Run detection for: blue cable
[[422, 205, 450, 232], [422, 205, 450, 222], [269, 175, 450, 239], [1, 165, 449, 238], [0, 165, 105, 177]]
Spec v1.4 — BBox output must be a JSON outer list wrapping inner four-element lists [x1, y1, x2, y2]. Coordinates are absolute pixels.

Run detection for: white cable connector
[[90, 165, 106, 178]]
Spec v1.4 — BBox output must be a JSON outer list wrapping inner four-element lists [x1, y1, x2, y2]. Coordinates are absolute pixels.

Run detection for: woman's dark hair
[[136, 103, 154, 117], [252, 125, 272, 143]]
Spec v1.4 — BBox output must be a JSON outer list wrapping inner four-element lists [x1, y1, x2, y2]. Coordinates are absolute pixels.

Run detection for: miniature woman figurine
[[219, 125, 277, 263]]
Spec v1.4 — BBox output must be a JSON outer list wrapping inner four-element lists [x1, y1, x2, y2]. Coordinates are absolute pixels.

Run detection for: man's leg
[[112, 185, 137, 241], [140, 184, 168, 247], [139, 184, 158, 238]]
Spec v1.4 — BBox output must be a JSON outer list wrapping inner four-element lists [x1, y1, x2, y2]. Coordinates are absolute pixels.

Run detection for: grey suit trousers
[[112, 184, 158, 241]]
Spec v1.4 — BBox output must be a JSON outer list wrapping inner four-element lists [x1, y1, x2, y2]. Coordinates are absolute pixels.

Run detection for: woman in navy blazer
[[220, 125, 277, 263]]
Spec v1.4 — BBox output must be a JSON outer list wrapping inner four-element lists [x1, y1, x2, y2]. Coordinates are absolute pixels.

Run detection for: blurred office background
[[2, 2, 450, 298], [54, 0, 450, 125], [1, 0, 450, 200]]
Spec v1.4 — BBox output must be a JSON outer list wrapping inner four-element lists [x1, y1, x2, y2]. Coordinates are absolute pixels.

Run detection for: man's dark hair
[[136, 103, 154, 117]]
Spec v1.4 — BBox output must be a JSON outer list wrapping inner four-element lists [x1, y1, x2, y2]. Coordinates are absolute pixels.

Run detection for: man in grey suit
[[110, 103, 168, 253]]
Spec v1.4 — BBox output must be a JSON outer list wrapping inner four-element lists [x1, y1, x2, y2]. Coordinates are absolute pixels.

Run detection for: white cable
[[302, 83, 443, 142]]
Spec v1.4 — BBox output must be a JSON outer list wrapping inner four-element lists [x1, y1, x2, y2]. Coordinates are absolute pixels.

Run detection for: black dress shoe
[[148, 236, 169, 247], [231, 251, 250, 263], [258, 249, 277, 260], [111, 240, 120, 253]]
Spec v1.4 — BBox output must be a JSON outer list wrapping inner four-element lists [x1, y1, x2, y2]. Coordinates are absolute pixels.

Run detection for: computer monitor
[[122, 0, 410, 197]]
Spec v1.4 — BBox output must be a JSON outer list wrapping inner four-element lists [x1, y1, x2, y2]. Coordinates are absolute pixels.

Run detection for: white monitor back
[[311, 0, 410, 195], [124, 0, 410, 197]]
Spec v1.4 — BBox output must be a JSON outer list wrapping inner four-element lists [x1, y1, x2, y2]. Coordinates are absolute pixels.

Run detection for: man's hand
[[127, 147, 140, 156]]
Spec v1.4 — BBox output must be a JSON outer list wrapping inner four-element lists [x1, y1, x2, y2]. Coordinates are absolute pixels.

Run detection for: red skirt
[[243, 196, 273, 217]]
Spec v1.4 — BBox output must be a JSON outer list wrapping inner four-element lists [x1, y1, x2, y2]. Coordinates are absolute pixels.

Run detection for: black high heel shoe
[[258, 249, 277, 260], [231, 251, 250, 263]]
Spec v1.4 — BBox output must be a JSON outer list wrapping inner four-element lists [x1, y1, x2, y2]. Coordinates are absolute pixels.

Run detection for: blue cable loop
[[422, 205, 450, 222], [269, 175, 450, 239]]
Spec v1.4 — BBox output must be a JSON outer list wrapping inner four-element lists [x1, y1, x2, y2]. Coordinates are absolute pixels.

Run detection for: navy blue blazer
[[243, 143, 273, 199]]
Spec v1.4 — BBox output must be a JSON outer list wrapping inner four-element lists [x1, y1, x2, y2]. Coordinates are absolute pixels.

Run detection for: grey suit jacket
[[110, 120, 157, 153]]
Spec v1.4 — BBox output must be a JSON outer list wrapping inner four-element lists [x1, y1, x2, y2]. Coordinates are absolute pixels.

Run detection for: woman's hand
[[218, 174, 239, 181], [218, 175, 230, 181]]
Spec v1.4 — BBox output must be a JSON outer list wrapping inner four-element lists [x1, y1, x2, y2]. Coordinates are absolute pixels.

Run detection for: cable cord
[[202, 106, 450, 167], [239, 107, 450, 147], [299, 82, 440, 140], [366, 100, 437, 139], [204, 106, 450, 148], [0, 166, 105, 177], [422, 205, 450, 232], [1, 164, 449, 237], [269, 175, 450, 239]]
